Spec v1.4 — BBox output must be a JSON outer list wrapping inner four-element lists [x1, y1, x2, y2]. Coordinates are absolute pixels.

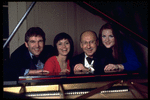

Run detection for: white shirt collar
[[29, 51, 34, 59], [84, 53, 95, 73], [84, 53, 94, 67]]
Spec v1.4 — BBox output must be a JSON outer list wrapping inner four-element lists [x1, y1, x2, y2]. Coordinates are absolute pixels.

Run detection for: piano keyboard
[[26, 87, 128, 97]]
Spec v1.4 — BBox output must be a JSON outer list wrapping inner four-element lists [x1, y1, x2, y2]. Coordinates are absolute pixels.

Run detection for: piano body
[[3, 1, 147, 99], [3, 72, 148, 99]]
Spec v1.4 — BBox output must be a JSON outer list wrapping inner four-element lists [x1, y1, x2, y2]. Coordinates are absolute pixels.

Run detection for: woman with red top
[[43, 32, 74, 75]]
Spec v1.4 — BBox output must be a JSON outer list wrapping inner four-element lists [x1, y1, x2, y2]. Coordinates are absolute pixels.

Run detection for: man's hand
[[28, 69, 49, 75], [74, 63, 89, 72]]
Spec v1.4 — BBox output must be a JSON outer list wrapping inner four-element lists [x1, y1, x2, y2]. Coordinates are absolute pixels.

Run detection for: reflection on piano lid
[[17, 72, 140, 85], [19, 72, 139, 80]]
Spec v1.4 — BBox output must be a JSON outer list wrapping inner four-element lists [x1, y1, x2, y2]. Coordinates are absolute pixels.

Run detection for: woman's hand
[[61, 69, 70, 73], [104, 64, 124, 73], [59, 69, 70, 75]]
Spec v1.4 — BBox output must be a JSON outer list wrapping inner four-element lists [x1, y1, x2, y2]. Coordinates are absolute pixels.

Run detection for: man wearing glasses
[[70, 30, 109, 74]]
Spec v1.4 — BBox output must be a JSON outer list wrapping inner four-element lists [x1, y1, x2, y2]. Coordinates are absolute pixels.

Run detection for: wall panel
[[9, 2, 106, 56], [8, 2, 147, 74]]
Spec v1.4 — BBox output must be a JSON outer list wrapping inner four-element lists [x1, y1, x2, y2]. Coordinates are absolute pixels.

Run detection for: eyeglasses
[[81, 40, 96, 46]]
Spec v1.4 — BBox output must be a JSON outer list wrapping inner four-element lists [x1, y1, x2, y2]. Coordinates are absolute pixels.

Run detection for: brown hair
[[25, 27, 46, 43], [99, 23, 124, 63]]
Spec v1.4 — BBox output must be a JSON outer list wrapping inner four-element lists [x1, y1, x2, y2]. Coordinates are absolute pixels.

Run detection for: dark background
[[75, 1, 148, 47]]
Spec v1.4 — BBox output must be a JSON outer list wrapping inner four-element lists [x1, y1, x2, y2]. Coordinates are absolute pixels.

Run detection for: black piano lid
[[16, 72, 142, 85], [4, 70, 148, 86], [75, 1, 148, 47]]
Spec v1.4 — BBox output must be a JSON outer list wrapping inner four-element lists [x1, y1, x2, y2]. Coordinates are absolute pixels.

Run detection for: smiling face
[[101, 29, 115, 48], [80, 31, 98, 58], [56, 39, 70, 56], [25, 36, 44, 57]]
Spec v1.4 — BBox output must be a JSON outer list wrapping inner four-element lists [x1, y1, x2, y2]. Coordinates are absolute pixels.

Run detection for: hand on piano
[[104, 64, 124, 73], [27, 69, 49, 75], [74, 64, 90, 74], [74, 70, 90, 75], [59, 69, 70, 75]]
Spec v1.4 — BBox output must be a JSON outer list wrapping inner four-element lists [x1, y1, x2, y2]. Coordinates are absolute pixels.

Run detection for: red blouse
[[43, 56, 70, 75]]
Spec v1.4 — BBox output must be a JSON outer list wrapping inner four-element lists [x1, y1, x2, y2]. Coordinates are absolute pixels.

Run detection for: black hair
[[53, 32, 74, 59]]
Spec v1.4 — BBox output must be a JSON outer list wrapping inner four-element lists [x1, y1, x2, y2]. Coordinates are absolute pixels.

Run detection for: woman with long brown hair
[[99, 23, 141, 73]]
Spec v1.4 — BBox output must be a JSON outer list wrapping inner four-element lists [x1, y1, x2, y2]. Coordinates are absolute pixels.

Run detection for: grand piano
[[3, 1, 148, 99], [3, 71, 147, 99]]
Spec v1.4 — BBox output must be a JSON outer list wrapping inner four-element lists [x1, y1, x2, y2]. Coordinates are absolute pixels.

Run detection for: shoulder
[[96, 46, 112, 57], [44, 56, 58, 71], [11, 44, 27, 54], [43, 45, 54, 51], [72, 53, 84, 60], [44, 56, 58, 68], [122, 40, 133, 51], [40, 45, 54, 62], [11, 44, 29, 58], [70, 53, 84, 67], [46, 56, 57, 62], [123, 40, 130, 46], [41, 45, 54, 55]]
